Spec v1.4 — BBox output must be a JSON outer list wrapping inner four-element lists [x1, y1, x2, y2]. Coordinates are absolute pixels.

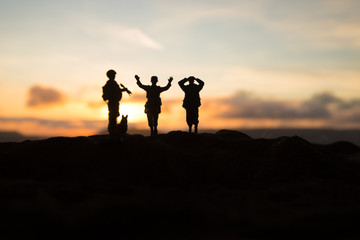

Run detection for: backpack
[[102, 80, 121, 101]]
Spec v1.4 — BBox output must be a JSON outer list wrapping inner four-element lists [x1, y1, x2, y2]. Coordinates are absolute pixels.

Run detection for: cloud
[[217, 91, 360, 124], [298, 92, 341, 119], [78, 19, 163, 50], [27, 85, 65, 107], [0, 117, 106, 130], [0, 117, 108, 137], [349, 112, 360, 122], [109, 26, 163, 50], [221, 91, 299, 119], [153, 2, 243, 29]]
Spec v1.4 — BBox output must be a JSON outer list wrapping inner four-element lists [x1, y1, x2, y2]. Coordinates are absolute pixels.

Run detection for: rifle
[[120, 84, 132, 96]]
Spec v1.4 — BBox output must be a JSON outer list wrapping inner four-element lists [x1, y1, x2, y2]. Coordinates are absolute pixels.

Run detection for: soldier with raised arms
[[135, 75, 173, 136]]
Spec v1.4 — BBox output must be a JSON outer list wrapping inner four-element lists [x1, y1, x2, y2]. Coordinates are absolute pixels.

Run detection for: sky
[[0, 0, 360, 137]]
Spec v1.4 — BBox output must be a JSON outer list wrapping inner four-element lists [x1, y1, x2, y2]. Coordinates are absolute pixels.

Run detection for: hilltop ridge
[[1, 130, 360, 239]]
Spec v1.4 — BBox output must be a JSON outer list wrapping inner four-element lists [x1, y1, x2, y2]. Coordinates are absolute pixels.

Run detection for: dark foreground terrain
[[1, 130, 360, 239]]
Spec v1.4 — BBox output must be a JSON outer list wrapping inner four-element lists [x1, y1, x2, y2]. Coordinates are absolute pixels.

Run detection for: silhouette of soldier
[[135, 75, 173, 136], [178, 76, 204, 133], [102, 70, 132, 136]]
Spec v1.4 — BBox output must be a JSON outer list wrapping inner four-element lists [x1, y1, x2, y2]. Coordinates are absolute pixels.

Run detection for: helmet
[[106, 69, 116, 79]]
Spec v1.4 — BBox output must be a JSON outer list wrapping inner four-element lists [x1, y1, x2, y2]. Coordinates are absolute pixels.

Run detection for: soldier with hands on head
[[178, 76, 204, 133]]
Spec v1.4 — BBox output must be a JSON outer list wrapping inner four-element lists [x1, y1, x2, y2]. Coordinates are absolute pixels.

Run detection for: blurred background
[[0, 0, 359, 143]]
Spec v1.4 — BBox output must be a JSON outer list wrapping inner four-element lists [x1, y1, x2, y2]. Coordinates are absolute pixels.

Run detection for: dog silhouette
[[117, 114, 128, 136]]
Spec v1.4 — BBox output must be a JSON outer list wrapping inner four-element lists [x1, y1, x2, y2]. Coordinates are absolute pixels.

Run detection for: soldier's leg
[[154, 114, 159, 135], [186, 109, 192, 132], [194, 108, 199, 134], [108, 117, 117, 135], [108, 102, 119, 135], [147, 113, 154, 135]]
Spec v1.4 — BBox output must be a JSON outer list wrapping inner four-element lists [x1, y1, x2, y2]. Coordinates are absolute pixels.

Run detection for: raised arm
[[160, 76, 173, 92], [178, 78, 187, 91], [135, 75, 146, 90], [196, 78, 204, 90]]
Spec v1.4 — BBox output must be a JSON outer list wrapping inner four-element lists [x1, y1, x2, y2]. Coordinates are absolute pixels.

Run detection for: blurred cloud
[[221, 91, 300, 119], [0, 117, 83, 129], [78, 19, 163, 50], [0, 116, 149, 137], [27, 85, 65, 107], [0, 117, 106, 136], [112, 26, 163, 50], [349, 112, 360, 122], [217, 91, 360, 124]]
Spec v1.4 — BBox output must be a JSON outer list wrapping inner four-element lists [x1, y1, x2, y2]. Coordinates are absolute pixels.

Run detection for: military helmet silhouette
[[106, 69, 116, 78]]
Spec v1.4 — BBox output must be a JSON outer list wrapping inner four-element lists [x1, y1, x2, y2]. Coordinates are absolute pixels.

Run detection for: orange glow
[[1, 93, 360, 138], [0, 119, 102, 137], [101, 102, 147, 122]]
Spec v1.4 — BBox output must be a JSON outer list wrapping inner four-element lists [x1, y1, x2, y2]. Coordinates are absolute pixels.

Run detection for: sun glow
[[101, 102, 146, 122]]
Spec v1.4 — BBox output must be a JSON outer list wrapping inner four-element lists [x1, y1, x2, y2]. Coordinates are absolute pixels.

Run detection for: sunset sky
[[1, 0, 360, 137]]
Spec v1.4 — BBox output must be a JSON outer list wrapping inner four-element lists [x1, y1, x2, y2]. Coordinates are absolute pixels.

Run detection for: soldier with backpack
[[102, 69, 132, 136]]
